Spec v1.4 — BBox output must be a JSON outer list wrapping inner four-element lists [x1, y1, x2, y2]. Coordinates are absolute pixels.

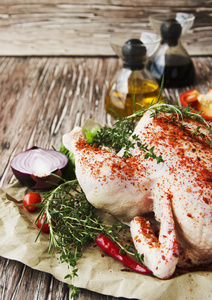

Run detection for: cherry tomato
[[36, 213, 50, 233], [23, 192, 41, 212]]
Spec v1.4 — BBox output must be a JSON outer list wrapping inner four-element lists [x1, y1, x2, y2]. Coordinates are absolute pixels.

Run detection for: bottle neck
[[161, 38, 179, 47], [123, 62, 145, 70]]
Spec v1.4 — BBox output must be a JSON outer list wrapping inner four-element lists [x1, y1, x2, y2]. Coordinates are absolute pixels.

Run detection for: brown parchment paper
[[1, 180, 212, 300]]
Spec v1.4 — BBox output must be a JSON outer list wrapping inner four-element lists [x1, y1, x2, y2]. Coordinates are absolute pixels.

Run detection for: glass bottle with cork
[[105, 33, 161, 118]]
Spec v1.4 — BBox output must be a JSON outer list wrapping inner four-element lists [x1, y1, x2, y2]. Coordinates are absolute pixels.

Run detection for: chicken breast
[[63, 111, 212, 279]]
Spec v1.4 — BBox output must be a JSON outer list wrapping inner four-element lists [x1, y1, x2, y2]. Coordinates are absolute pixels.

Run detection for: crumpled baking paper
[[1, 180, 212, 300]]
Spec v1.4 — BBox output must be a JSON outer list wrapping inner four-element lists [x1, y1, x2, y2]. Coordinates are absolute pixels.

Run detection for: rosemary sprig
[[90, 99, 212, 158], [129, 100, 212, 145], [127, 99, 211, 128]]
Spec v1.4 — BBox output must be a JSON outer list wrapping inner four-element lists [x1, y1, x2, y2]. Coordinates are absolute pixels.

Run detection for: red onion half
[[10, 147, 69, 189]]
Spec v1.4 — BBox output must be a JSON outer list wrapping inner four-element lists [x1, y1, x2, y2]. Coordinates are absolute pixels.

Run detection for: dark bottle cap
[[161, 19, 182, 46], [122, 38, 147, 70]]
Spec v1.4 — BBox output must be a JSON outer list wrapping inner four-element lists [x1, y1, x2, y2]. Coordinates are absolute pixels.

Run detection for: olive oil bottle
[[105, 38, 160, 118], [105, 70, 160, 118]]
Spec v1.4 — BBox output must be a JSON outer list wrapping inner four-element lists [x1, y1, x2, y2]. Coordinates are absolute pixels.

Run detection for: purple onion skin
[[11, 167, 65, 190], [11, 168, 36, 188], [10, 146, 69, 190]]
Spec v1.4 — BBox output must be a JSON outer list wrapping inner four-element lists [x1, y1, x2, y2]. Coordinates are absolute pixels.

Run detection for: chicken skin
[[63, 111, 212, 279]]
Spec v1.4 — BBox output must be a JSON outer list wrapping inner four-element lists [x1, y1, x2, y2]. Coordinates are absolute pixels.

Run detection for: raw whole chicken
[[63, 110, 212, 279]]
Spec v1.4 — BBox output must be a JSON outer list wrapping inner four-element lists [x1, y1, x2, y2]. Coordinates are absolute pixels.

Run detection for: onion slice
[[10, 147, 69, 189]]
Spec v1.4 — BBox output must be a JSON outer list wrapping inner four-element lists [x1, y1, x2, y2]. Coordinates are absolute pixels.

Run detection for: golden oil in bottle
[[105, 69, 160, 118], [105, 38, 161, 118]]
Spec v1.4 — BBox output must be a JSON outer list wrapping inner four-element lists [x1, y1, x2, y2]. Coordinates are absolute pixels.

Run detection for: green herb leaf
[[59, 143, 76, 180], [83, 127, 100, 144]]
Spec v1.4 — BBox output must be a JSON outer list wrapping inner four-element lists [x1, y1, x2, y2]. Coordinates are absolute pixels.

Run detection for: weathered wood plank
[[0, 256, 132, 300], [0, 1, 211, 55]]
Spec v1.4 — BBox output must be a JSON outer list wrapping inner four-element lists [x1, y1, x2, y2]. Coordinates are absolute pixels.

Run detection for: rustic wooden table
[[0, 56, 212, 300]]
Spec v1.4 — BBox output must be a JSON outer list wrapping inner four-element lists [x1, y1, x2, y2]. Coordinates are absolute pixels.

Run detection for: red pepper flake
[[187, 213, 193, 218], [203, 197, 210, 205], [173, 252, 179, 258]]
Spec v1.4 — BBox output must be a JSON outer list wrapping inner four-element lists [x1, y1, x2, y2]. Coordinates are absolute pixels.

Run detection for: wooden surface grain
[[0, 55, 212, 299], [0, 0, 211, 56]]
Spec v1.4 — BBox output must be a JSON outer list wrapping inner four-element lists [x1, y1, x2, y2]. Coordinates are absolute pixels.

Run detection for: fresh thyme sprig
[[90, 117, 136, 156], [90, 116, 164, 161], [132, 134, 164, 164], [36, 179, 136, 298]]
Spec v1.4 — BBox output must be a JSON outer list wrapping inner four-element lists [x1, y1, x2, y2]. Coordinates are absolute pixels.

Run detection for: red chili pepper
[[95, 233, 152, 274], [179, 88, 212, 121]]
